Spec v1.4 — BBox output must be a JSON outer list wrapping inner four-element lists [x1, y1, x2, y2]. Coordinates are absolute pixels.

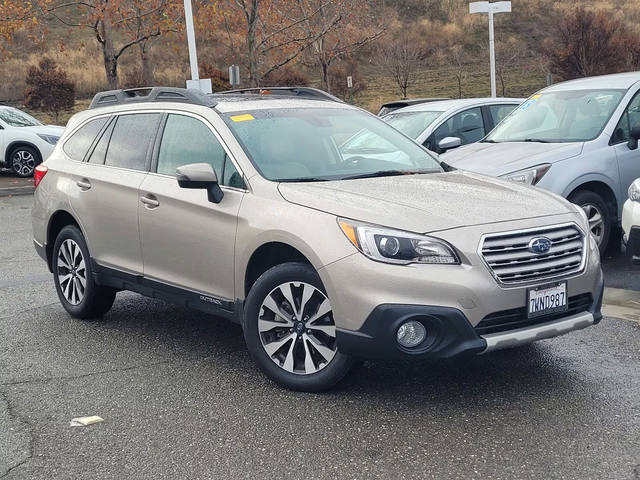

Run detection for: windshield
[[486, 89, 625, 143], [0, 107, 42, 127], [383, 110, 443, 139], [222, 108, 443, 181]]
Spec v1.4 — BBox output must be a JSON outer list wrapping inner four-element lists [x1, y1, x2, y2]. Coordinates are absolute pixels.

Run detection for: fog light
[[396, 320, 426, 348]]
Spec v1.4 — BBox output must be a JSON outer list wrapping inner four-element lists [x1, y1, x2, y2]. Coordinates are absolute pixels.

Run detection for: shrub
[[24, 58, 75, 122], [200, 63, 232, 92], [262, 67, 310, 87]]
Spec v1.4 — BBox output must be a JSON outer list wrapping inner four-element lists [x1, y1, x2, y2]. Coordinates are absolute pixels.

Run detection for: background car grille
[[475, 293, 593, 336], [480, 224, 586, 285]]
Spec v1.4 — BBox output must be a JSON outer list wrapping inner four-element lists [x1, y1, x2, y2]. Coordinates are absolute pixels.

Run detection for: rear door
[[138, 112, 245, 301], [68, 112, 162, 274]]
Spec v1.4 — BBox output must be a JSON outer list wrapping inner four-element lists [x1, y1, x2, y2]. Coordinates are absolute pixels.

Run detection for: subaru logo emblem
[[528, 236, 552, 254]]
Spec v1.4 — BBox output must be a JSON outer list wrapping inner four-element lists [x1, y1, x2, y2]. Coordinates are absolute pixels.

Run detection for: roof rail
[[89, 87, 217, 109], [216, 86, 343, 103]]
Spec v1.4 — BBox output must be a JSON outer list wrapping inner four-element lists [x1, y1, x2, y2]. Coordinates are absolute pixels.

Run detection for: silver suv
[[443, 72, 640, 253], [32, 87, 604, 391]]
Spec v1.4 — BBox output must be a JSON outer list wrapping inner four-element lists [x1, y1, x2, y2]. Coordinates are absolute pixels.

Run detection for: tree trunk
[[100, 21, 119, 89], [320, 59, 330, 92], [247, 0, 259, 86], [140, 42, 154, 86]]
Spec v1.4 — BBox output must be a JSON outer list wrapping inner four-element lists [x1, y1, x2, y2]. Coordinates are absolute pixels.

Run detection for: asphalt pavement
[[1, 194, 639, 480]]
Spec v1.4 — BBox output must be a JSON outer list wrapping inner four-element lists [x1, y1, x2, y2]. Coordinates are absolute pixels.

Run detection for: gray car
[[32, 87, 603, 392], [382, 98, 523, 154], [443, 72, 640, 253]]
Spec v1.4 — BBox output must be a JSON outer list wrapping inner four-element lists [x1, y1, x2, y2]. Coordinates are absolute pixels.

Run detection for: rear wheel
[[52, 226, 116, 319], [243, 262, 352, 391], [10, 145, 40, 177], [569, 190, 612, 254]]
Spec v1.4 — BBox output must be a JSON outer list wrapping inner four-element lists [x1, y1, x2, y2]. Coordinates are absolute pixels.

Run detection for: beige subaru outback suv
[[32, 87, 604, 391]]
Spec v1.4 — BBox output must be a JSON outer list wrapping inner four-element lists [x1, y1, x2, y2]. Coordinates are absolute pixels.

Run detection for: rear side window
[[87, 120, 115, 164], [63, 117, 108, 160], [105, 113, 162, 171]]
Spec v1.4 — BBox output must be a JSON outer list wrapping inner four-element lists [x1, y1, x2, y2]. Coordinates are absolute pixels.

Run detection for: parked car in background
[[623, 178, 640, 263], [32, 87, 602, 392], [381, 98, 523, 154], [377, 98, 450, 116], [0, 106, 64, 177], [442, 72, 640, 253]]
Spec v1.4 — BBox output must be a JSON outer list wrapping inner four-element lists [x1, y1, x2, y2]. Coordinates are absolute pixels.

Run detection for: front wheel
[[10, 146, 40, 177], [570, 190, 612, 254], [243, 262, 353, 392]]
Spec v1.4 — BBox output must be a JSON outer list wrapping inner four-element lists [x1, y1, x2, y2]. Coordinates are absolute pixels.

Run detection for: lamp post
[[469, 1, 511, 98], [183, 0, 212, 93]]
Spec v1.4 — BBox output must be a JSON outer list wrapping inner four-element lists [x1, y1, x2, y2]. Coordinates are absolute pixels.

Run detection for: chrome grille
[[480, 224, 586, 285]]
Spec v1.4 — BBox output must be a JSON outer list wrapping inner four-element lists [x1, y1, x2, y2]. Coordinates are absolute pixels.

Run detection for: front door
[[138, 113, 246, 301], [612, 90, 640, 208]]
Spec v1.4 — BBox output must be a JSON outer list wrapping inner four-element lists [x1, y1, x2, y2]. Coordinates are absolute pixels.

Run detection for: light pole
[[183, 0, 212, 93], [469, 1, 511, 98]]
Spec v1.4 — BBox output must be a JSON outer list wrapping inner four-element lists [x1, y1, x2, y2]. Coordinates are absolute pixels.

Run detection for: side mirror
[[629, 125, 640, 151], [176, 163, 223, 203], [438, 136, 462, 151]]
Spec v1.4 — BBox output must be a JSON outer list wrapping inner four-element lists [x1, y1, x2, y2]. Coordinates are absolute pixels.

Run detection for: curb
[[0, 186, 34, 197]]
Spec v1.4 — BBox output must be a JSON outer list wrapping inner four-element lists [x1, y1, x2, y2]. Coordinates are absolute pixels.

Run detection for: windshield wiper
[[522, 138, 551, 143], [339, 169, 436, 180], [483, 139, 499, 143], [277, 177, 330, 183]]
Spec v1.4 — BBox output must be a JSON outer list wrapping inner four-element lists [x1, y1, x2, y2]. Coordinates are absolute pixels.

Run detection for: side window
[[87, 119, 114, 164], [489, 104, 517, 126], [157, 114, 244, 187], [63, 117, 108, 160], [613, 92, 640, 144], [105, 113, 161, 171], [433, 107, 486, 148]]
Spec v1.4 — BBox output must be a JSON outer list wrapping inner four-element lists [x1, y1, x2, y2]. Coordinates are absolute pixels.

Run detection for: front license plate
[[527, 282, 568, 318]]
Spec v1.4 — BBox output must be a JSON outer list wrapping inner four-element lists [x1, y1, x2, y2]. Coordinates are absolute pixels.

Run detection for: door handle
[[140, 194, 160, 208], [76, 179, 91, 190]]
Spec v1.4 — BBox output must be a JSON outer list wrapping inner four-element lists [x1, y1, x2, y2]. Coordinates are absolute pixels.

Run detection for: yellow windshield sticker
[[230, 114, 255, 122], [531, 94, 542, 99]]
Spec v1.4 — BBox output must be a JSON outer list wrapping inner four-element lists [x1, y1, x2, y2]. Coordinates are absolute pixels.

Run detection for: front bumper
[[335, 277, 603, 360]]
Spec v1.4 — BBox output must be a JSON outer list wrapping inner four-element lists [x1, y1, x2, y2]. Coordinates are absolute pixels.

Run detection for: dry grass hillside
[[1, 0, 639, 121]]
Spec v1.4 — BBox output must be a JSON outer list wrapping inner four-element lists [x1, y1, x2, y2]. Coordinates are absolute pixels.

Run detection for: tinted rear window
[[63, 117, 109, 160], [105, 113, 161, 171]]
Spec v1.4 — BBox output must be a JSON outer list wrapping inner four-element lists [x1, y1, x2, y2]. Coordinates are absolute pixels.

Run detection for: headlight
[[628, 178, 640, 202], [37, 134, 60, 145], [501, 164, 551, 185], [338, 219, 459, 265]]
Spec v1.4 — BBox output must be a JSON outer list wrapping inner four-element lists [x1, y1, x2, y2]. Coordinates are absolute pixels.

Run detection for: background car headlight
[[629, 178, 640, 202], [501, 164, 551, 185], [338, 219, 459, 265], [37, 134, 60, 145]]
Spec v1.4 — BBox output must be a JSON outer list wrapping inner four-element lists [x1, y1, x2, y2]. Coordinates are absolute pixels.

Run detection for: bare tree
[[375, 32, 428, 98], [544, 7, 636, 81]]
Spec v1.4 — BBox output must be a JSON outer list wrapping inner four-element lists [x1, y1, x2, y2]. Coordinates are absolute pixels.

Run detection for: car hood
[[22, 125, 65, 136], [277, 171, 573, 234], [442, 141, 583, 176]]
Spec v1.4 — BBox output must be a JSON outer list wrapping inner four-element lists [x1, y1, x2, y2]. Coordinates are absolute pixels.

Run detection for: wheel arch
[[46, 210, 83, 271], [4, 140, 42, 166], [243, 242, 314, 298], [566, 180, 618, 221]]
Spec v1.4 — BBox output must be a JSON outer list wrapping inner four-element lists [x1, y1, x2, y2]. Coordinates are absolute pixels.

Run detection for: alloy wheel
[[56, 239, 87, 306], [581, 203, 604, 247], [258, 281, 336, 375], [12, 150, 35, 176]]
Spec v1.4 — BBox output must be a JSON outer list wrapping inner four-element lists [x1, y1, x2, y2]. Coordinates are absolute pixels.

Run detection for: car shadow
[[94, 293, 594, 409]]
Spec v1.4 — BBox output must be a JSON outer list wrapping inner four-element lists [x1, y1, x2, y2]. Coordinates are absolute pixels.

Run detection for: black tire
[[10, 145, 40, 177], [243, 262, 353, 392], [52, 225, 116, 319], [569, 190, 612, 254]]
